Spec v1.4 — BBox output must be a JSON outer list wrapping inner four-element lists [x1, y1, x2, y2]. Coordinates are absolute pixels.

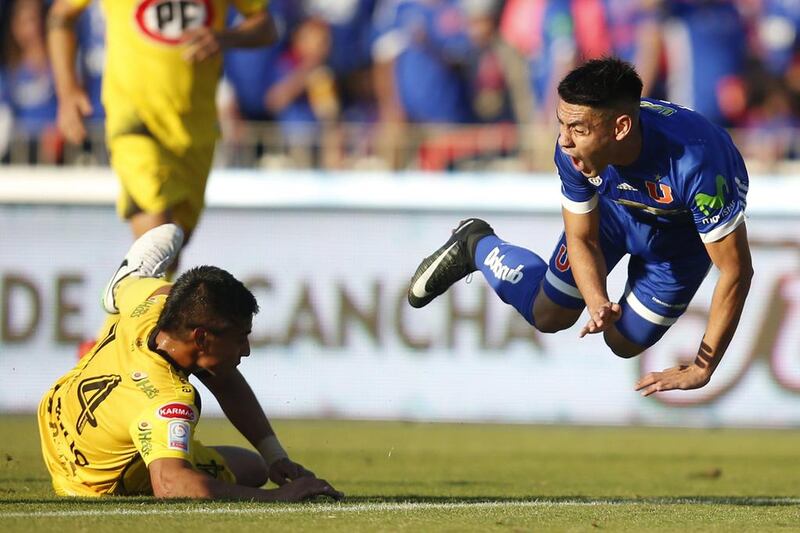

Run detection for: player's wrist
[[257, 435, 288, 466]]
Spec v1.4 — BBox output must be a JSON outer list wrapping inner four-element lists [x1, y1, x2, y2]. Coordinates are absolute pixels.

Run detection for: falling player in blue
[[408, 58, 753, 397]]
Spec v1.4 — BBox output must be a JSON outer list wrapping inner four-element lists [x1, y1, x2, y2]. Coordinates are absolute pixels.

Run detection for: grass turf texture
[[1, 415, 798, 531]]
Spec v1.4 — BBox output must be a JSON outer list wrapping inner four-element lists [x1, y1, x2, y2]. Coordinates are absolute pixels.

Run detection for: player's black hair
[[156, 266, 259, 335], [557, 57, 643, 110]]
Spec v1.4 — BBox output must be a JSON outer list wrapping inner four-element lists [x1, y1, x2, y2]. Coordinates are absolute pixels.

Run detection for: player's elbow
[[46, 0, 81, 30], [740, 263, 754, 288], [725, 261, 754, 296], [149, 459, 214, 499]]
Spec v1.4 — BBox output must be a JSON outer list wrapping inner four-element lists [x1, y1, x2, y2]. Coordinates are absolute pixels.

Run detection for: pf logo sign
[[135, 0, 214, 45]]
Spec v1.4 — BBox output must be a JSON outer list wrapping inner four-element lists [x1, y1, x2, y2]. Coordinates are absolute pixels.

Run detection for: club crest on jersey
[[555, 244, 570, 272], [156, 402, 196, 421], [645, 181, 674, 204], [135, 0, 214, 45]]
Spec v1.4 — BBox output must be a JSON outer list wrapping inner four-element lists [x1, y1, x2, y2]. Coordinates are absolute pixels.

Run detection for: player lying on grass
[[408, 58, 753, 397], [38, 224, 342, 501]]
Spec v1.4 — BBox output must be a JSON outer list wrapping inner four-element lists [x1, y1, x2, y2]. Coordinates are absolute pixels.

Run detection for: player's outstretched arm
[[46, 0, 93, 144], [196, 369, 314, 486], [148, 457, 342, 502], [635, 224, 753, 396], [562, 207, 621, 336]]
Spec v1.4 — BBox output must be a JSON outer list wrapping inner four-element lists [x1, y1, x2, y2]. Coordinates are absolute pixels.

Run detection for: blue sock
[[474, 235, 547, 325]]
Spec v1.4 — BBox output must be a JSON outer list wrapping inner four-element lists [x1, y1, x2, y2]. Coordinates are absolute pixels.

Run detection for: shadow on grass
[[1, 495, 799, 507]]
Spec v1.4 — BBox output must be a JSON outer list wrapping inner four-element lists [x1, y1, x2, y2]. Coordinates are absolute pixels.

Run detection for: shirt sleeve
[[130, 400, 199, 466], [685, 150, 748, 243], [554, 143, 598, 214]]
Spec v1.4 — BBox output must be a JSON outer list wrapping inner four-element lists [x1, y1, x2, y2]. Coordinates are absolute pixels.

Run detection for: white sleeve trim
[[699, 210, 746, 243], [561, 193, 598, 214], [372, 29, 408, 62]]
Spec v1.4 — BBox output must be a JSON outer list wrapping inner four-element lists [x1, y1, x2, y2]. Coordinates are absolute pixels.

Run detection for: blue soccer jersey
[[556, 98, 748, 245], [545, 98, 749, 347]]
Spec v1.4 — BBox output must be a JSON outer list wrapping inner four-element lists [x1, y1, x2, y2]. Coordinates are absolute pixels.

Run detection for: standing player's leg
[[603, 247, 712, 358], [111, 134, 214, 271]]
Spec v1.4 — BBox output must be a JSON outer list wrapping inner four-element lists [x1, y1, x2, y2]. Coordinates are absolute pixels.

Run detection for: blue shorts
[[542, 199, 712, 347]]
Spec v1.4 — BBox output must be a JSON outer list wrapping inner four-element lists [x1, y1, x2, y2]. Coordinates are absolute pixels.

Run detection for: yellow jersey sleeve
[[130, 400, 199, 466], [66, 0, 92, 8], [115, 277, 171, 318], [232, 0, 269, 16]]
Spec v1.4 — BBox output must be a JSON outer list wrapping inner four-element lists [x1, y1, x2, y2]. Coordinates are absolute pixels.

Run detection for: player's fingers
[[640, 383, 659, 397], [78, 95, 94, 117], [327, 487, 345, 501], [270, 470, 290, 486], [180, 27, 205, 43], [634, 373, 658, 390], [62, 117, 86, 144], [316, 479, 343, 500]]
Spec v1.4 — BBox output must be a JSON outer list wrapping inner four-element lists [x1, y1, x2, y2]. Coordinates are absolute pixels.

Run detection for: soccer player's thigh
[[110, 135, 213, 237], [200, 444, 268, 488], [607, 251, 711, 357], [536, 231, 626, 332]]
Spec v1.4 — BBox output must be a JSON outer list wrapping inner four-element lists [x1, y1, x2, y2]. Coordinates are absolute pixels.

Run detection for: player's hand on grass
[[182, 27, 221, 63], [273, 476, 343, 502], [56, 88, 92, 144], [579, 301, 621, 337], [634, 363, 711, 397], [269, 457, 315, 486]]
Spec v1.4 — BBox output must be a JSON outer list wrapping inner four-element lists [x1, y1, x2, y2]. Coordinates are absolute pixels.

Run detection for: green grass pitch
[[1, 415, 798, 531]]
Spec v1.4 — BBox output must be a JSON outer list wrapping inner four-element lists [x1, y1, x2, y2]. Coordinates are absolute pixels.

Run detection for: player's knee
[[215, 446, 268, 487], [534, 312, 578, 333], [532, 291, 581, 333], [238, 452, 269, 488], [609, 343, 643, 359], [604, 329, 646, 359]]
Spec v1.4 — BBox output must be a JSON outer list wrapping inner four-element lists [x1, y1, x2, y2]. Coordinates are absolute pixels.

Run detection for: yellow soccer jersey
[[38, 278, 202, 496], [67, 0, 268, 153]]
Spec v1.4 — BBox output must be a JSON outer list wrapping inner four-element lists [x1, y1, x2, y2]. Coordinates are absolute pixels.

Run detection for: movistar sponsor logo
[[695, 175, 729, 216], [617, 182, 638, 191], [483, 247, 523, 283]]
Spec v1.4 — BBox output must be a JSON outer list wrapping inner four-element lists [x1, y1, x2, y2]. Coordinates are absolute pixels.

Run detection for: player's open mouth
[[570, 155, 583, 170]]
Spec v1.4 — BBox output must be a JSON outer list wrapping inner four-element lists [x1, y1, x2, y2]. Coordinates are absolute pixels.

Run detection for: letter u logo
[[555, 244, 570, 272], [645, 182, 673, 204]]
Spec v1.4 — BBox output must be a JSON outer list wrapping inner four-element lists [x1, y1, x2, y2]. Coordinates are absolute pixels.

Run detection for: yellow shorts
[[114, 442, 237, 496], [110, 134, 214, 232]]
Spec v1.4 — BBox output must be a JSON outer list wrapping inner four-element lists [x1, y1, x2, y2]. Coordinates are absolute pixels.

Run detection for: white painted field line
[[3, 498, 800, 518]]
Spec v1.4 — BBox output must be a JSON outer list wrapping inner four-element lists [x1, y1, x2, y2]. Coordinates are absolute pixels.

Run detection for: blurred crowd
[[3, 0, 800, 171]]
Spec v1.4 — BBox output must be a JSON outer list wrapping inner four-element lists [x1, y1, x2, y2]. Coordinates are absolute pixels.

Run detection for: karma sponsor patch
[[156, 402, 196, 421]]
